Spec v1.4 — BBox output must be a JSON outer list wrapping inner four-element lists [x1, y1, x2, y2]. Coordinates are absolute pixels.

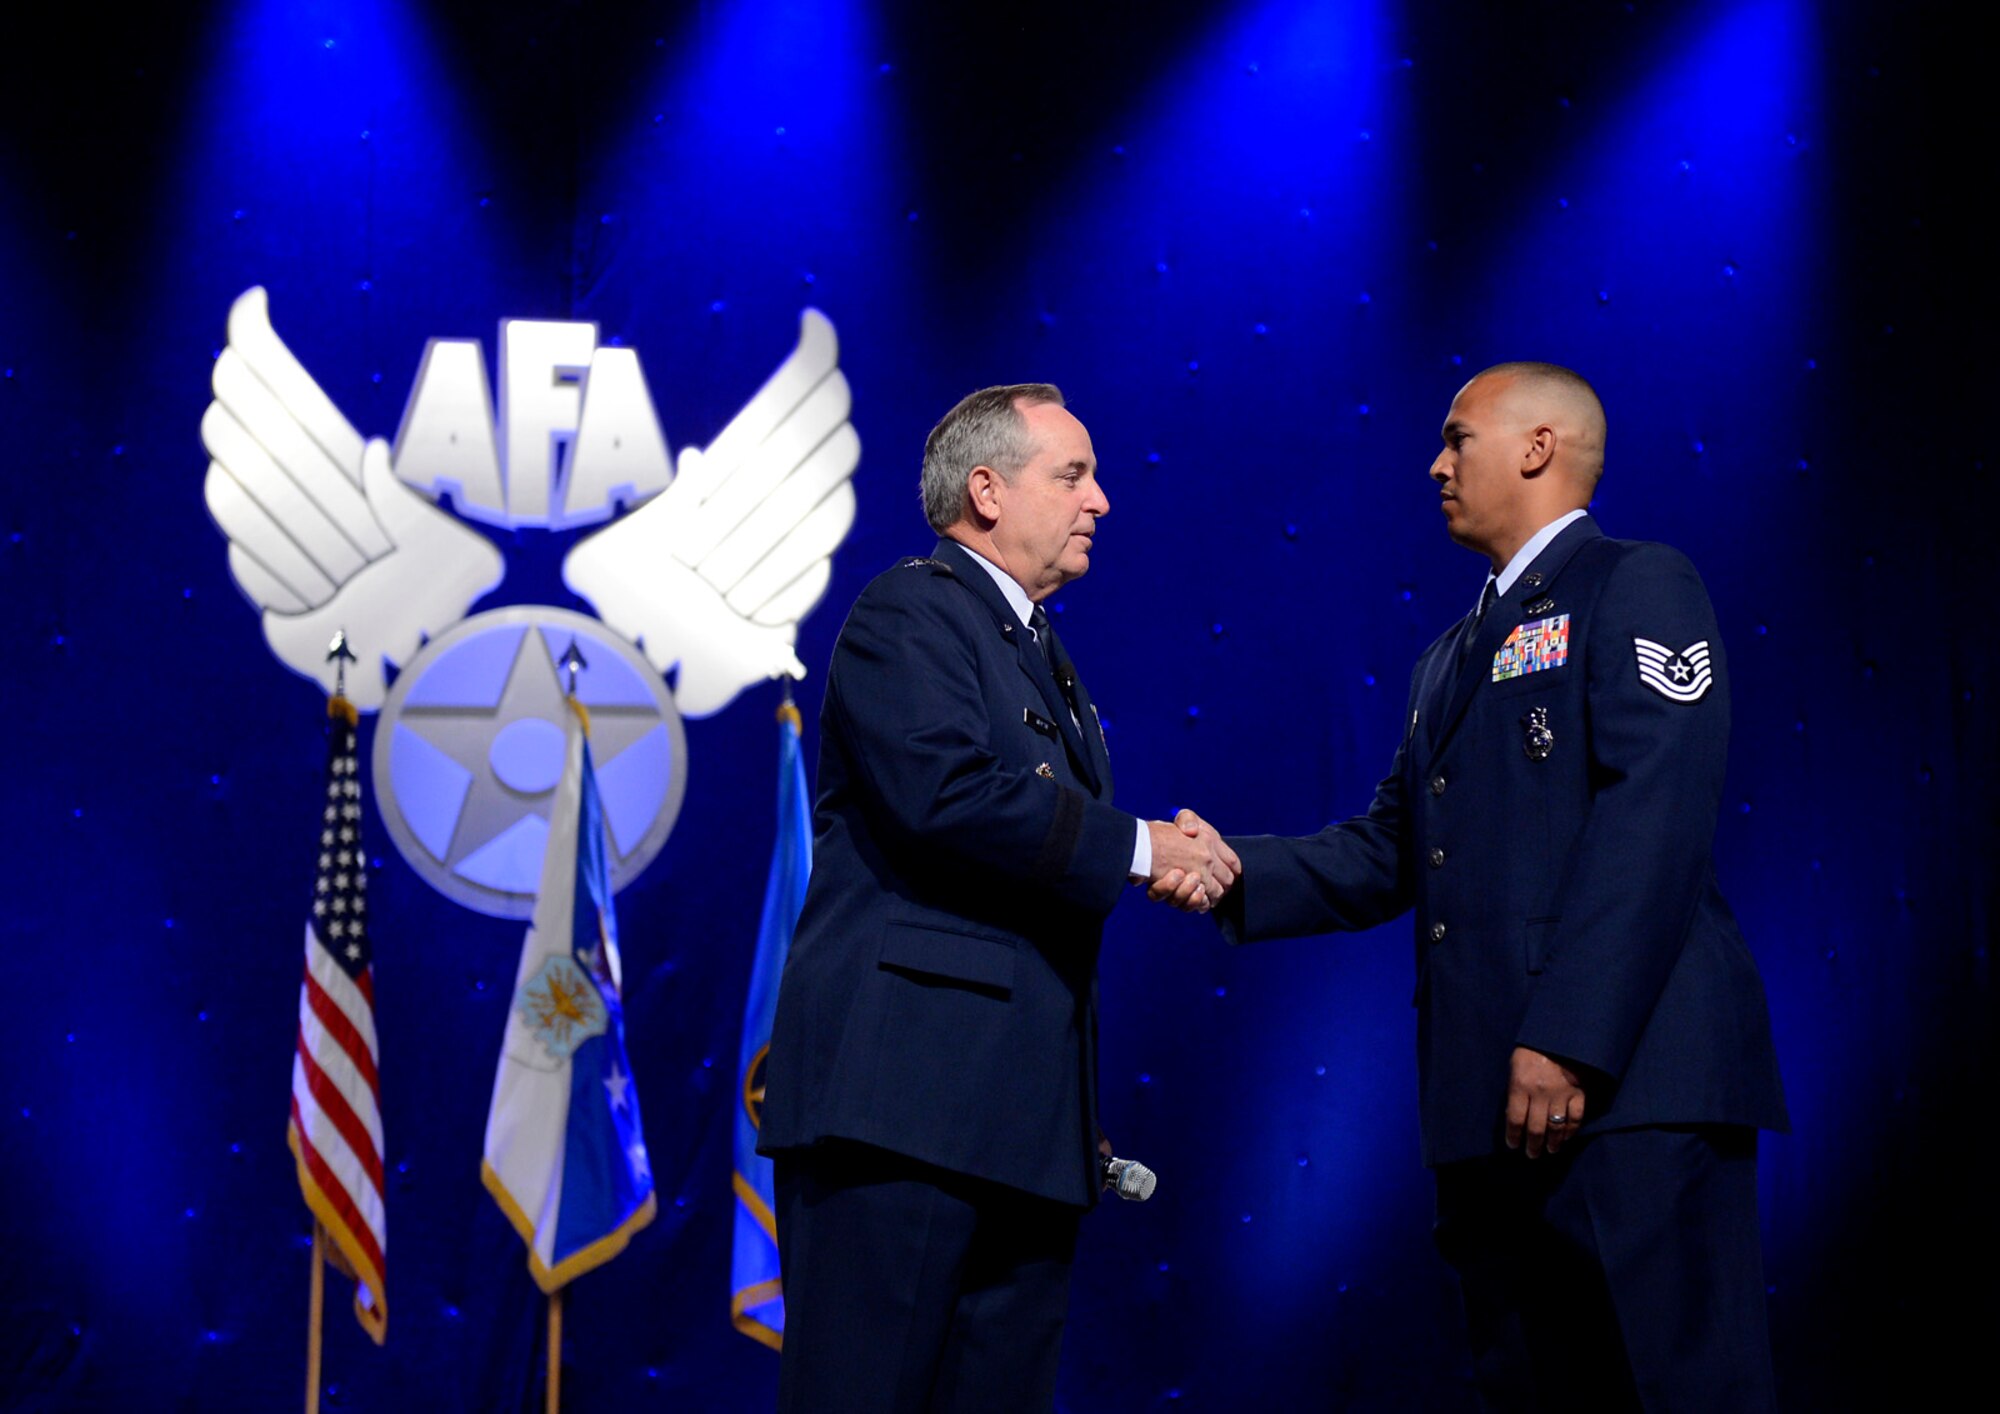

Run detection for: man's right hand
[[1145, 809, 1240, 913]]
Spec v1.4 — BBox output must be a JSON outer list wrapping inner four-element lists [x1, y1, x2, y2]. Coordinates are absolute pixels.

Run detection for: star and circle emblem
[[371, 607, 689, 919]]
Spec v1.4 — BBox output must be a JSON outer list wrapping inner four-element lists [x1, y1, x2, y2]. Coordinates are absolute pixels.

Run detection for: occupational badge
[[1522, 706, 1554, 761], [1633, 638, 1713, 703]]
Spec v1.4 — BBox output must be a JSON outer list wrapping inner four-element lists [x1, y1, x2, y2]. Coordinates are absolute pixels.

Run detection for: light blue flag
[[731, 698, 811, 1349], [484, 700, 656, 1291]]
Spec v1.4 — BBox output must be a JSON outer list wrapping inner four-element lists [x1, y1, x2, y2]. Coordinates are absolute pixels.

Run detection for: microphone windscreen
[[1112, 1158, 1157, 1201]]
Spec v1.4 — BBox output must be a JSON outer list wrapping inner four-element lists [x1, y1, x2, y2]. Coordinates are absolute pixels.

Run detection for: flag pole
[[546, 1289, 563, 1413], [305, 1221, 326, 1414], [292, 628, 390, 1369], [305, 628, 350, 1414], [548, 632, 579, 1414]]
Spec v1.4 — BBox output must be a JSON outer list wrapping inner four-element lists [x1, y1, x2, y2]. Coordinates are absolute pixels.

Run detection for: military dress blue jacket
[[1220, 516, 1788, 1167], [758, 539, 1137, 1207]]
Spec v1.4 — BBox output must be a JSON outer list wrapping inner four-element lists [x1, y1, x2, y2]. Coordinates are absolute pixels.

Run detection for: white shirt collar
[[1486, 509, 1589, 604], [955, 542, 1039, 631]]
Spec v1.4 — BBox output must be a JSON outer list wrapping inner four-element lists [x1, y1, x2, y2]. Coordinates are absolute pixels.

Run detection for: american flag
[[286, 697, 388, 1343]]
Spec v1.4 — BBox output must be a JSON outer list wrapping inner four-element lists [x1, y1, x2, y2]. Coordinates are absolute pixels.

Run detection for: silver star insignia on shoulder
[[1634, 637, 1713, 702]]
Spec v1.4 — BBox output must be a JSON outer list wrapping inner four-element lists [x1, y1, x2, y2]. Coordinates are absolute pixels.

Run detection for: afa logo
[[200, 288, 859, 916]]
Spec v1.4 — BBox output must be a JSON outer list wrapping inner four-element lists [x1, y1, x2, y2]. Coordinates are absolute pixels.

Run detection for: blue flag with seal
[[483, 696, 656, 1291], [731, 695, 811, 1349]]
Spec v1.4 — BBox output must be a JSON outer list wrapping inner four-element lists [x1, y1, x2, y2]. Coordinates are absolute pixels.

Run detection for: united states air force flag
[[483, 698, 656, 1291], [731, 699, 811, 1349]]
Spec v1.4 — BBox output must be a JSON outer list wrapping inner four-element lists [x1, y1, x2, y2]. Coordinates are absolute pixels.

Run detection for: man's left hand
[[1505, 1046, 1586, 1159]]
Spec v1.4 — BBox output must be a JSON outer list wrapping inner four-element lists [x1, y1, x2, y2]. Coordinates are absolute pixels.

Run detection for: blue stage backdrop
[[1, 1, 1987, 1409]]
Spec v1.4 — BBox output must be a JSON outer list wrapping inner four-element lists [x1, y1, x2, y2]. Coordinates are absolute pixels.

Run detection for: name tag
[[1492, 613, 1571, 682], [1023, 707, 1059, 738]]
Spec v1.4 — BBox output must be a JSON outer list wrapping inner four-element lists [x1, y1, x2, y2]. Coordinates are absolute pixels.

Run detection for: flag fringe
[[288, 1122, 387, 1344], [730, 1278, 785, 1351], [481, 1159, 659, 1295], [731, 1169, 779, 1243]]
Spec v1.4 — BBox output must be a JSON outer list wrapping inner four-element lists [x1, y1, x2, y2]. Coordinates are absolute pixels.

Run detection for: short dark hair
[[1473, 361, 1601, 408], [1473, 361, 1607, 485]]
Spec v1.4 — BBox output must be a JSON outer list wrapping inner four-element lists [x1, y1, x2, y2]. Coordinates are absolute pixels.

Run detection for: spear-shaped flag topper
[[327, 629, 358, 700], [560, 638, 588, 699]]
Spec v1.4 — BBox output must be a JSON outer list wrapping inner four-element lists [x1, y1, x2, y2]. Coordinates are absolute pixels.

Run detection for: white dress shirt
[[1481, 508, 1589, 608], [956, 545, 1152, 881]]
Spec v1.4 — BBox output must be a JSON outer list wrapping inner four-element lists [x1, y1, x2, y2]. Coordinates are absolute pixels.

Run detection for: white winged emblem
[[201, 288, 505, 708], [201, 290, 859, 720], [562, 310, 859, 717]]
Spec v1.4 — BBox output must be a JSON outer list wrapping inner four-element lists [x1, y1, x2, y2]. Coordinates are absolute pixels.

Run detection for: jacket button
[[1428, 847, 1446, 869], [1429, 774, 1447, 796], [1429, 921, 1447, 943]]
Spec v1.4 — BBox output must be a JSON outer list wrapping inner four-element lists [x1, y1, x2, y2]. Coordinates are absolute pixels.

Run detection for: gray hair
[[920, 383, 1066, 533]]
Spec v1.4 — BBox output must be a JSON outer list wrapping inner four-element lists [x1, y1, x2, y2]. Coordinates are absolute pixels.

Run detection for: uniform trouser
[[1433, 1125, 1776, 1414], [773, 1141, 1082, 1414]]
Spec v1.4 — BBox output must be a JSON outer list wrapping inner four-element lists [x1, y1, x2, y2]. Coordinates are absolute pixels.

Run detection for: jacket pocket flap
[[878, 921, 1016, 993]]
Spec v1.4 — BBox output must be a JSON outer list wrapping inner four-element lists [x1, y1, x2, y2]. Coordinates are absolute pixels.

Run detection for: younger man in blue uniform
[[1185, 364, 1788, 1411]]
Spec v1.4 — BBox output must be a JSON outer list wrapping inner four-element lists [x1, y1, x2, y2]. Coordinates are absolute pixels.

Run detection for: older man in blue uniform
[[759, 384, 1236, 1413], [1187, 364, 1788, 1411]]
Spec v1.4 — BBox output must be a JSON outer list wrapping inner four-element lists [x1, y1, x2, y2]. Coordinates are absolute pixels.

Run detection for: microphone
[[1101, 1154, 1157, 1202]]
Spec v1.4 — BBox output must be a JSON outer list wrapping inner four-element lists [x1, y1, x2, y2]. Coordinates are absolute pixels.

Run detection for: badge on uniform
[[1634, 638, 1712, 703], [1492, 613, 1570, 682], [1522, 706, 1554, 761], [1035, 762, 1055, 779]]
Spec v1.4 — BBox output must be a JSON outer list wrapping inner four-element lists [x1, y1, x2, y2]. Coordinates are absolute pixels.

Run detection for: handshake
[[1143, 810, 1239, 914]]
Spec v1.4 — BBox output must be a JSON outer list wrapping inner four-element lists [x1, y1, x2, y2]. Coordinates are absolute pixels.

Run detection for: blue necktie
[[1030, 606, 1079, 719], [1458, 579, 1497, 662]]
